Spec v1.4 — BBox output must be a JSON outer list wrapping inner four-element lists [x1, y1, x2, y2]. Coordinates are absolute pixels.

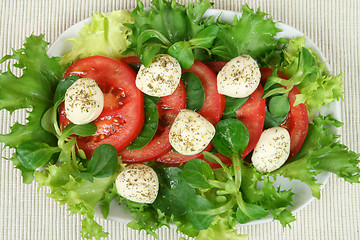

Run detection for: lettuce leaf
[[272, 115, 360, 198], [211, 4, 285, 63], [241, 165, 295, 227], [60, 10, 134, 65], [35, 163, 119, 239], [195, 216, 248, 240], [279, 37, 344, 112], [0, 35, 66, 183], [125, 0, 215, 68]]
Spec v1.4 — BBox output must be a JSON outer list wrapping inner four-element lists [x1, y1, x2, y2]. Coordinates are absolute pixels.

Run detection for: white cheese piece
[[115, 164, 159, 204], [169, 109, 215, 155], [64, 78, 104, 125], [217, 55, 261, 98], [251, 127, 291, 173], [136, 54, 181, 97]]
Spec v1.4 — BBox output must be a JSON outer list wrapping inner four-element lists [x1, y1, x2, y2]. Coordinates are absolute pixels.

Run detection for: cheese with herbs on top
[[135, 54, 181, 97], [115, 164, 159, 204], [64, 78, 104, 125], [251, 127, 291, 173], [217, 55, 261, 98], [169, 109, 215, 155]]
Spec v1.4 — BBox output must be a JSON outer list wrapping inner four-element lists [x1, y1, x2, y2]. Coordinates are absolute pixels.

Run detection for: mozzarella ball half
[[64, 78, 104, 125], [169, 109, 215, 155], [116, 164, 159, 204], [136, 54, 181, 97], [217, 55, 261, 98], [251, 127, 291, 173]]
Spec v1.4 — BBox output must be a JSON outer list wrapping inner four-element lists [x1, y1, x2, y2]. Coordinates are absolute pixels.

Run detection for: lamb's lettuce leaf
[[125, 0, 215, 68], [60, 10, 134, 65], [0, 35, 67, 183]]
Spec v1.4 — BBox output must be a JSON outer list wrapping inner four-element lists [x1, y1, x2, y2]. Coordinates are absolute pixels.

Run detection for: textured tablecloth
[[1, 0, 359, 239]]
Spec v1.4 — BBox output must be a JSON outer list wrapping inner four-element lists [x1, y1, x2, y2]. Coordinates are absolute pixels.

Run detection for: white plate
[[48, 9, 341, 227]]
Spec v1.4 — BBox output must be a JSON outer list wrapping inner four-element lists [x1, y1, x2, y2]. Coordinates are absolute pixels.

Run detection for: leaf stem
[[195, 197, 236, 216]]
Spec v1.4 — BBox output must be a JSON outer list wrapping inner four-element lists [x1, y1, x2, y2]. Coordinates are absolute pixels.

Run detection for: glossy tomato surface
[[156, 60, 225, 165], [118, 81, 187, 163], [59, 56, 144, 157]]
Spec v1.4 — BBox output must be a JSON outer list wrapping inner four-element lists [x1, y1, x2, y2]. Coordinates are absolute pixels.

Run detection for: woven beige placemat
[[1, 0, 359, 239]]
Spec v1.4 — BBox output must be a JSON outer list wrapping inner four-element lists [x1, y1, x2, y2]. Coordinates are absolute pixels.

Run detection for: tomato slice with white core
[[259, 68, 309, 160], [118, 81, 187, 163], [59, 56, 144, 157], [155, 60, 225, 165]]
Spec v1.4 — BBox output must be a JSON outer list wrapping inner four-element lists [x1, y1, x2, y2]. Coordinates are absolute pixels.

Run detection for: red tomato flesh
[[236, 85, 266, 158], [59, 56, 145, 157], [118, 81, 187, 163], [155, 60, 226, 165]]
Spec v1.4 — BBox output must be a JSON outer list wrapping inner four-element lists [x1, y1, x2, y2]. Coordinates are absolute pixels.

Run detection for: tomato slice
[[184, 60, 226, 125], [58, 56, 144, 157], [236, 85, 266, 158], [118, 81, 187, 163], [155, 60, 226, 165], [205, 61, 265, 159], [260, 67, 309, 159]]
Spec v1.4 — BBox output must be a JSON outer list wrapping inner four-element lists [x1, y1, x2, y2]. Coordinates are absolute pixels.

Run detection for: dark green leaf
[[212, 119, 249, 158], [264, 95, 290, 128], [268, 95, 290, 115], [236, 202, 268, 224], [126, 97, 159, 150], [61, 123, 97, 139], [182, 158, 214, 189], [153, 167, 195, 217], [139, 43, 163, 67], [87, 144, 118, 178], [17, 141, 60, 170], [221, 111, 238, 120], [168, 41, 194, 69], [53, 76, 79, 106], [189, 25, 220, 48], [186, 195, 217, 230], [223, 96, 248, 115], [145, 94, 160, 104], [182, 72, 205, 111], [137, 29, 172, 47]]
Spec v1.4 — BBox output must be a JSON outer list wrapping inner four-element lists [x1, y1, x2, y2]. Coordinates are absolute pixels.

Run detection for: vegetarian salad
[[1, 0, 359, 239]]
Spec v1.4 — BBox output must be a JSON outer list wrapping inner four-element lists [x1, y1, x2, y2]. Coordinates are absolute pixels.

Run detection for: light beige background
[[1, 0, 359, 239]]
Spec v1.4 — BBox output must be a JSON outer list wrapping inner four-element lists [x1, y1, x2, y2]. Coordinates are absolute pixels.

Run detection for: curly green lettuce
[[211, 4, 286, 63], [0, 35, 67, 183], [60, 10, 134, 65], [279, 37, 343, 112], [35, 162, 119, 239], [272, 115, 360, 198]]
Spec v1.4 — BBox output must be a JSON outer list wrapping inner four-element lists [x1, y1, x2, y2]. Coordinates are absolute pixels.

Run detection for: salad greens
[[0, 0, 359, 240], [60, 10, 134, 65]]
